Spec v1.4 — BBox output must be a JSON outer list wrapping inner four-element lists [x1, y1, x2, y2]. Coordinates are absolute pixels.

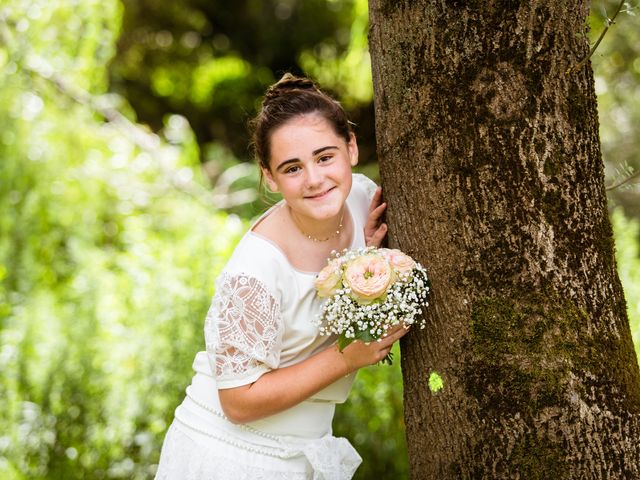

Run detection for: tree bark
[[367, 1, 640, 478]]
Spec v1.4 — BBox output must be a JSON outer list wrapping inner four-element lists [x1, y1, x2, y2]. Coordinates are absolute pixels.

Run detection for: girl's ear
[[348, 133, 359, 167], [262, 167, 279, 192]]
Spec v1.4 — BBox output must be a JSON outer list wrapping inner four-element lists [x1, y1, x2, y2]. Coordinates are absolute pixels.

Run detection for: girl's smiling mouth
[[305, 186, 336, 200]]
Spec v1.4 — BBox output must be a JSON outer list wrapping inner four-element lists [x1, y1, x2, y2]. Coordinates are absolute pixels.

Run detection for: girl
[[154, 73, 410, 480]]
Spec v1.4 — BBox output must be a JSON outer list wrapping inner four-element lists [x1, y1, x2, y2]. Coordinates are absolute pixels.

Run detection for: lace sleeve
[[204, 272, 284, 388]]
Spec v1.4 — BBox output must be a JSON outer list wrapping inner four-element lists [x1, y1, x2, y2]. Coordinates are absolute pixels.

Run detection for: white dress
[[155, 174, 378, 480]]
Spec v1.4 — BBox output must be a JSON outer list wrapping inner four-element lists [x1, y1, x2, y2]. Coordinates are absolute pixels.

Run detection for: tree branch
[[566, 0, 627, 75], [606, 168, 640, 191]]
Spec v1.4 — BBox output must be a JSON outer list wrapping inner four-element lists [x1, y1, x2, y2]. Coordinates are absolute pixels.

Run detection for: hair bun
[[264, 73, 318, 102], [251, 72, 352, 170]]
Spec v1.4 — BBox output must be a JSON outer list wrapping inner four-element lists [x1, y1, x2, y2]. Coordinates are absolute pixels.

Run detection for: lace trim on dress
[[204, 272, 284, 384]]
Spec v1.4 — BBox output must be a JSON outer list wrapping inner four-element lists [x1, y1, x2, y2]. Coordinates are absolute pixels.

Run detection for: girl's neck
[[251, 202, 354, 272], [287, 205, 346, 243]]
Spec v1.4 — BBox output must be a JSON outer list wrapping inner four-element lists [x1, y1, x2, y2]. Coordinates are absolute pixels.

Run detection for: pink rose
[[315, 258, 344, 298], [380, 248, 416, 276], [343, 254, 393, 304]]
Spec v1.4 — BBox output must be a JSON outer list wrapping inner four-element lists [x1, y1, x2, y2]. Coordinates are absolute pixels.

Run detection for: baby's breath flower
[[312, 247, 431, 363]]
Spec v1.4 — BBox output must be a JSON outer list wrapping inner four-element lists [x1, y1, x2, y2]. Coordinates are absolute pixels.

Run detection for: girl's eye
[[319, 155, 332, 163], [284, 165, 301, 174]]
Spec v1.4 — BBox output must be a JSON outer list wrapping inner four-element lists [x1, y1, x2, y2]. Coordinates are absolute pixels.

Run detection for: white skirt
[[154, 367, 361, 480]]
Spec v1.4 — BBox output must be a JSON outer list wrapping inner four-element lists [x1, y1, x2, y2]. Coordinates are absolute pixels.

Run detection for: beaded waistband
[[173, 387, 362, 479], [180, 387, 296, 459]]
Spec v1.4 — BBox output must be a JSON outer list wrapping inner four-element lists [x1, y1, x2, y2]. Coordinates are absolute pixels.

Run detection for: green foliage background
[[0, 1, 638, 479]]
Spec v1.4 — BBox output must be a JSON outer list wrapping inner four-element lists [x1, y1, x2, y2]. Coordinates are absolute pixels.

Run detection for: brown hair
[[250, 73, 353, 171]]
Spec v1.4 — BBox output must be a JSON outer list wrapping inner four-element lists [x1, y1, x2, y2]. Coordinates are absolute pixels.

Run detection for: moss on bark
[[467, 289, 640, 416], [465, 292, 586, 415]]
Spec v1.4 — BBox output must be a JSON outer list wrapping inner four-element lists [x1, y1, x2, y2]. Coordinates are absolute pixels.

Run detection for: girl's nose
[[305, 165, 323, 188]]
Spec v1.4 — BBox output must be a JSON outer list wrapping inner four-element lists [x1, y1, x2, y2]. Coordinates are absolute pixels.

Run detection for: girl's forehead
[[271, 115, 341, 149], [277, 112, 333, 133]]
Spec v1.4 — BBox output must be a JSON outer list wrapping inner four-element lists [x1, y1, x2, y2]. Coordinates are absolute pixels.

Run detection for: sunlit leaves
[[299, 0, 373, 108], [1, 0, 122, 94], [591, 0, 640, 198], [0, 1, 243, 478], [612, 209, 640, 358]]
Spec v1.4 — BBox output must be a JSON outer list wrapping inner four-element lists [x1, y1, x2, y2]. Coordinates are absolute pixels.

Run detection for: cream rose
[[380, 248, 416, 276], [343, 254, 393, 304], [315, 258, 344, 298]]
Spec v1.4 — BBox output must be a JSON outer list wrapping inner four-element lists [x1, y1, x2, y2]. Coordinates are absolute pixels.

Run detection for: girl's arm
[[218, 323, 409, 423]]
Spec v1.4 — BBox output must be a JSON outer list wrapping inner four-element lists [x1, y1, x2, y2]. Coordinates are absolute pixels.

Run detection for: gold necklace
[[289, 207, 345, 242]]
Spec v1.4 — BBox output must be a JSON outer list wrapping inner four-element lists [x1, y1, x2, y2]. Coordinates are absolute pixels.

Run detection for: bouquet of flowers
[[314, 246, 430, 364]]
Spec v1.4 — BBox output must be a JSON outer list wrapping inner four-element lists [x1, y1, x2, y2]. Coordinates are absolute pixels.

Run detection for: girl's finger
[[379, 347, 392, 361], [378, 324, 410, 347], [365, 203, 386, 232], [384, 323, 405, 335], [367, 187, 383, 214], [366, 223, 387, 247], [369, 202, 387, 220]]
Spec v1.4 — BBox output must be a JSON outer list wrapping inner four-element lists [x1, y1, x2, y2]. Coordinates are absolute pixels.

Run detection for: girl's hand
[[340, 323, 410, 373], [365, 187, 387, 247]]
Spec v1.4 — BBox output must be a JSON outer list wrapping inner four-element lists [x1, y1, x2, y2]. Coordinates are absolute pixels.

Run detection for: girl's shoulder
[[347, 173, 378, 223], [351, 172, 378, 201], [217, 230, 297, 302], [225, 231, 287, 275]]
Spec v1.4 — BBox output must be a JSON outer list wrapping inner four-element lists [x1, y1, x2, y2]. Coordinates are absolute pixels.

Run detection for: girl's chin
[[295, 206, 343, 222]]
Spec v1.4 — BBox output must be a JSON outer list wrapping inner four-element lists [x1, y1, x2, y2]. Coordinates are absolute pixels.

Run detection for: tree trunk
[[367, 1, 640, 478]]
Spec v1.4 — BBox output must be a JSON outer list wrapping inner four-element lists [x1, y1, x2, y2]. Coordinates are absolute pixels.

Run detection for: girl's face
[[263, 113, 358, 224]]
